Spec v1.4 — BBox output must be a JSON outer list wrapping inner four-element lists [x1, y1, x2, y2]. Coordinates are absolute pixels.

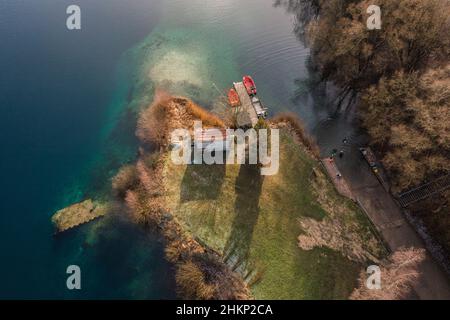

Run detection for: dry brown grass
[[165, 239, 186, 263], [124, 190, 147, 225], [136, 160, 156, 194], [137, 94, 224, 150], [176, 260, 217, 300], [180, 98, 225, 128], [350, 247, 425, 300], [136, 91, 172, 146]]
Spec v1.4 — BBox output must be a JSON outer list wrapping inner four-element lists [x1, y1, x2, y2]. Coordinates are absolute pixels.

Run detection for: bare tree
[[350, 247, 426, 300]]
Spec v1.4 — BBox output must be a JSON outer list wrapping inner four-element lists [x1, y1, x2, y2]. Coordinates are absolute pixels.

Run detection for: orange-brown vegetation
[[136, 160, 159, 195], [176, 260, 217, 300], [136, 99, 170, 147], [136, 94, 225, 149], [176, 253, 249, 300], [124, 189, 147, 225], [299, 0, 450, 190], [116, 95, 250, 299], [296, 0, 450, 257], [181, 98, 225, 128], [305, 0, 450, 110], [350, 247, 425, 300], [112, 165, 138, 198], [359, 64, 450, 252], [361, 67, 450, 192]]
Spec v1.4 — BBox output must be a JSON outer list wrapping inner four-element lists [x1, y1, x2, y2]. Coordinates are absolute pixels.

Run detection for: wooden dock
[[234, 82, 258, 127], [321, 158, 355, 201]]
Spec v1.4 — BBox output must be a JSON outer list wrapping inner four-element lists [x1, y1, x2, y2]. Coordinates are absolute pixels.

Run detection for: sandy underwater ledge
[[51, 199, 109, 233]]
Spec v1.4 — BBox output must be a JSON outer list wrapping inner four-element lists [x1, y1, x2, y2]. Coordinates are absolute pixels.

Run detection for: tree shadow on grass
[[224, 164, 264, 267], [179, 163, 226, 203]]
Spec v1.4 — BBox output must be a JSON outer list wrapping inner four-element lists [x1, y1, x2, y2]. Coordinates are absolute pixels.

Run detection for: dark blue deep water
[[0, 0, 177, 299]]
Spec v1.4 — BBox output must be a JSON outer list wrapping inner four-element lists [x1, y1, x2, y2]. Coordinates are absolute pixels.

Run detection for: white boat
[[251, 96, 268, 118]]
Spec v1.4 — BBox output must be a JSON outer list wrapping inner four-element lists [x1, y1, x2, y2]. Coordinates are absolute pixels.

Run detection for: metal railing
[[398, 173, 450, 207]]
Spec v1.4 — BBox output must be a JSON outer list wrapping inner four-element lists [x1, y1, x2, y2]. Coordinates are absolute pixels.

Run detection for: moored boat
[[228, 88, 241, 107], [243, 75, 257, 96]]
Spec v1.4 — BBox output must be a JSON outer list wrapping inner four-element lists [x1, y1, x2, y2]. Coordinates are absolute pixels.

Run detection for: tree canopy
[[306, 0, 450, 110]]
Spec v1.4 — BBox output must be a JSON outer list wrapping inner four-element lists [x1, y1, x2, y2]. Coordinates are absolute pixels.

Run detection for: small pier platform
[[51, 199, 108, 233], [321, 158, 355, 201], [234, 82, 258, 127]]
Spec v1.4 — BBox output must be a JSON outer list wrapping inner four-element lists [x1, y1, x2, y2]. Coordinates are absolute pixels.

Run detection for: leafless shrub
[[142, 151, 161, 170], [112, 165, 138, 198], [176, 260, 217, 300], [180, 98, 225, 128], [136, 98, 170, 146], [361, 67, 450, 192], [124, 189, 147, 224], [165, 240, 185, 264], [136, 160, 154, 194], [350, 247, 426, 300]]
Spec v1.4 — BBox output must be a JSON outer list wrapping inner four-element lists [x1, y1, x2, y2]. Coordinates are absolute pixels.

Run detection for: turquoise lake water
[[0, 0, 359, 298]]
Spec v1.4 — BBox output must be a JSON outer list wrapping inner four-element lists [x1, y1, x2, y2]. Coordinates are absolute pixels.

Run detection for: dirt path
[[336, 154, 450, 299], [321, 158, 355, 201]]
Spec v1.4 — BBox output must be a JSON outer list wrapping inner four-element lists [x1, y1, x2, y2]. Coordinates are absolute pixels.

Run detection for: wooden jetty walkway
[[321, 158, 355, 201], [398, 173, 450, 207], [234, 82, 258, 127]]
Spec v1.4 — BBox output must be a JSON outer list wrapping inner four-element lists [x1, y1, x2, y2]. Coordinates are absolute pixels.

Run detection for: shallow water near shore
[[0, 0, 358, 298]]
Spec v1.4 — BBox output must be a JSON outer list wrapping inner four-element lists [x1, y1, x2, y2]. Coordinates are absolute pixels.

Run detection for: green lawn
[[163, 129, 385, 299]]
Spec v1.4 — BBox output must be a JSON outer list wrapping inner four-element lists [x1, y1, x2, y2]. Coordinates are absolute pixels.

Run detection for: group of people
[[329, 137, 348, 161], [329, 138, 349, 180]]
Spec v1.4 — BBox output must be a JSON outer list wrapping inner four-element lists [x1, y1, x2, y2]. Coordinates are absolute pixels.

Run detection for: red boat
[[243, 75, 257, 96], [228, 88, 241, 107]]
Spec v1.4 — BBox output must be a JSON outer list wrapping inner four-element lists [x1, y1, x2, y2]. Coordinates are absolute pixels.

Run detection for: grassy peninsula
[[111, 93, 386, 299]]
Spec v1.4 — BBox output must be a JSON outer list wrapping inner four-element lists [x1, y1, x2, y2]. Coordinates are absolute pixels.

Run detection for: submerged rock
[[51, 199, 109, 233]]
